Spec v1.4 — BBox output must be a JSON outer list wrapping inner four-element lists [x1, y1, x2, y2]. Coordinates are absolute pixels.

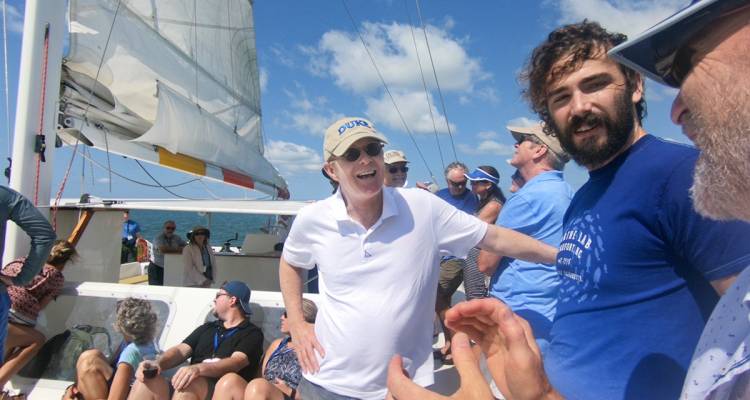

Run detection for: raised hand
[[445, 298, 563, 400], [386, 332, 494, 399]]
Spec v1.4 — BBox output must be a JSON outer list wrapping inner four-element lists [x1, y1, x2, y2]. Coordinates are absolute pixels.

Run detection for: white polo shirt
[[283, 186, 487, 399]]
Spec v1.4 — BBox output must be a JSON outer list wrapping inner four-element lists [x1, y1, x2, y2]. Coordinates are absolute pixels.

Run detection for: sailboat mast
[[3, 0, 65, 265]]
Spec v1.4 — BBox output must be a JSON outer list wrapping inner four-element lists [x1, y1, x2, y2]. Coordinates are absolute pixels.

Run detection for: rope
[[404, 0, 444, 171], [415, 0, 457, 161], [135, 160, 194, 199], [340, 0, 434, 178], [51, 141, 79, 229], [33, 25, 50, 206]]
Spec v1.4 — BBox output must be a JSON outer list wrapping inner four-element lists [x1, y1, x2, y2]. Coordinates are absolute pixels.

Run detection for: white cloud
[[265, 140, 323, 175], [458, 140, 515, 156], [270, 44, 295, 68], [477, 130, 498, 140], [365, 90, 455, 134], [507, 117, 539, 128], [281, 85, 344, 136], [96, 177, 110, 184], [259, 68, 268, 92], [5, 4, 23, 34], [310, 21, 487, 94], [554, 0, 688, 37]]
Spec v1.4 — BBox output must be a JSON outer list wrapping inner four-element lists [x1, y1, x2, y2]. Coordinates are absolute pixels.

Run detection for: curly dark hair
[[115, 297, 158, 345], [520, 20, 646, 135]]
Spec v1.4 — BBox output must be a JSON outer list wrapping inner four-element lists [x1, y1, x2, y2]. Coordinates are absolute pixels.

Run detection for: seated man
[[128, 281, 263, 400]]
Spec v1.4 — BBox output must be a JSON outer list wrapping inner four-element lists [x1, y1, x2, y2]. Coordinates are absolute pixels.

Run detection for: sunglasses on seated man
[[388, 166, 409, 174], [340, 142, 384, 162]]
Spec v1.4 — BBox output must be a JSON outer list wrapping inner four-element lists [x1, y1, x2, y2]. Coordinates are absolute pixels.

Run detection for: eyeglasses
[[516, 133, 537, 145], [282, 311, 287, 318], [341, 142, 383, 162], [448, 179, 466, 188], [388, 166, 409, 174], [165, 226, 176, 231], [215, 292, 230, 300], [470, 180, 490, 186]]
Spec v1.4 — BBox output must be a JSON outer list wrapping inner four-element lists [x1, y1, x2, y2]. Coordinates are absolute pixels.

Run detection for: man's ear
[[631, 74, 644, 104], [323, 162, 339, 183], [532, 143, 549, 162]]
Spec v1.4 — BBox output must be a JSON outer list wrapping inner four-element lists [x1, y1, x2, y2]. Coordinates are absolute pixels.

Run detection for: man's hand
[[171, 364, 201, 391], [445, 298, 562, 400], [288, 319, 325, 374], [386, 332, 494, 399]]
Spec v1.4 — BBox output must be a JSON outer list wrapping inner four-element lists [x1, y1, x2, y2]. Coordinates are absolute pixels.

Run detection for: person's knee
[[245, 378, 272, 396], [216, 372, 245, 392], [174, 376, 208, 399], [76, 349, 105, 371]]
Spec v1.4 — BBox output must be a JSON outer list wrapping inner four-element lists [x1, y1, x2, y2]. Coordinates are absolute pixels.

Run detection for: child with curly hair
[[64, 297, 159, 400]]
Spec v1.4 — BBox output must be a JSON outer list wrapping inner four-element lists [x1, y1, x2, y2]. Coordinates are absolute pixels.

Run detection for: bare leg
[[128, 375, 171, 400], [173, 376, 209, 400], [0, 324, 45, 386], [75, 349, 114, 400], [212, 373, 246, 400], [244, 378, 286, 400]]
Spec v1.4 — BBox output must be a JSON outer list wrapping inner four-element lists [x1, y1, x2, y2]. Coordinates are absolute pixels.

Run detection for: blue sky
[[0, 0, 691, 201]]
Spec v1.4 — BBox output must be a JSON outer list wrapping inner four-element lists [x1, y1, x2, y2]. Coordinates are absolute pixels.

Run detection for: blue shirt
[[435, 188, 478, 215], [545, 135, 750, 400], [489, 171, 572, 343], [122, 219, 141, 241]]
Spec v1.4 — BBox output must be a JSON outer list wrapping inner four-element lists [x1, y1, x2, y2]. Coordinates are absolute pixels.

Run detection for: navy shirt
[[545, 135, 750, 400]]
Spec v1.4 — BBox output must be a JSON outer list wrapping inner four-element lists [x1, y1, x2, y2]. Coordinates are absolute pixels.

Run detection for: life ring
[[135, 238, 149, 262]]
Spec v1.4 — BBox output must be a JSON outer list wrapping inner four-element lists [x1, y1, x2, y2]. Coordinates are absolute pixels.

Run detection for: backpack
[[18, 324, 112, 380]]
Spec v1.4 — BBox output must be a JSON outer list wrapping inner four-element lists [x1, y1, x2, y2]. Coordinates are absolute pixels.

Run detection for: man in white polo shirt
[[280, 116, 558, 400]]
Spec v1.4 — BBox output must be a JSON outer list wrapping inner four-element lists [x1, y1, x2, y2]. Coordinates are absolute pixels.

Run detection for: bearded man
[[519, 20, 750, 400]]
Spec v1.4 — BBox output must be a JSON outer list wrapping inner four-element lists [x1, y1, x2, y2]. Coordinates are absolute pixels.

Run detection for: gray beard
[[688, 84, 750, 222]]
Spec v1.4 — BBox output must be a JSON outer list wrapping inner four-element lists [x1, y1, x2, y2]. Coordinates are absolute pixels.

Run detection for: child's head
[[47, 240, 77, 269], [115, 297, 158, 345]]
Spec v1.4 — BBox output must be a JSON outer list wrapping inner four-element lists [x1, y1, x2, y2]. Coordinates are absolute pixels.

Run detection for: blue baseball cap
[[465, 168, 499, 185], [609, 0, 748, 88], [221, 281, 252, 316]]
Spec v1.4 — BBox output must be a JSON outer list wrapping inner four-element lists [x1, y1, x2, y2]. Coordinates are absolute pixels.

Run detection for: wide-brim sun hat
[[608, 0, 748, 88]]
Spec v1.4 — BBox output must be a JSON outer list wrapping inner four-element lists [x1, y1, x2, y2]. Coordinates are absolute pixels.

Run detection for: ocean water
[[128, 209, 273, 247]]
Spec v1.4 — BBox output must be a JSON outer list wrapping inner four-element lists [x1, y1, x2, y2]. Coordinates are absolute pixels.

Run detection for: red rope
[[33, 25, 50, 206]]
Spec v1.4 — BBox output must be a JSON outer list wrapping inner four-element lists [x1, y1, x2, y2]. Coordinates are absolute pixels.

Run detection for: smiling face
[[545, 54, 642, 170], [324, 138, 385, 204], [670, 7, 750, 221], [445, 167, 468, 197], [384, 161, 408, 187]]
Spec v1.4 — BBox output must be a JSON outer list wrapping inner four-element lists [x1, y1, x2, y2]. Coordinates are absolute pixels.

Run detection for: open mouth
[[573, 114, 603, 136], [356, 170, 377, 179]]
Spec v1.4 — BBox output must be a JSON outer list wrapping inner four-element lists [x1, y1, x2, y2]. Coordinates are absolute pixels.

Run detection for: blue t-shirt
[[117, 341, 157, 379], [489, 171, 572, 344], [122, 220, 141, 241], [545, 135, 750, 400], [435, 188, 478, 215]]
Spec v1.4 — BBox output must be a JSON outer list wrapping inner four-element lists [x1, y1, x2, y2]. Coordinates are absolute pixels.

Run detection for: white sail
[[60, 0, 287, 197]]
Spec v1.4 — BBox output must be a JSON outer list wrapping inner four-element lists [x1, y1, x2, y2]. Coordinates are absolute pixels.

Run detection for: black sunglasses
[[516, 133, 537, 145], [448, 179, 466, 188], [341, 142, 383, 162], [388, 166, 409, 174], [165, 226, 176, 231]]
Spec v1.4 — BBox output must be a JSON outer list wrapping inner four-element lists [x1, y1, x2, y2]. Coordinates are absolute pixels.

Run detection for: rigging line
[[340, 0, 434, 178], [193, 0, 199, 102], [415, 0, 457, 162], [51, 139, 80, 229], [2, 0, 10, 156], [404, 0, 444, 171], [197, 178, 220, 200], [135, 159, 195, 200], [33, 25, 50, 206], [72, 146, 200, 188], [82, 0, 122, 119], [103, 126, 112, 192]]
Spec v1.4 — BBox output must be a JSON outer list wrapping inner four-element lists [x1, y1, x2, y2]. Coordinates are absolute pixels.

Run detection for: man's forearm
[[10, 193, 56, 285], [159, 345, 189, 370], [195, 355, 248, 378], [480, 225, 557, 265]]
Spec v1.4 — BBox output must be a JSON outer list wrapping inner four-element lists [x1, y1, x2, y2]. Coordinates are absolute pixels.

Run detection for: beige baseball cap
[[324, 117, 388, 160], [507, 122, 570, 162], [384, 150, 408, 165]]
